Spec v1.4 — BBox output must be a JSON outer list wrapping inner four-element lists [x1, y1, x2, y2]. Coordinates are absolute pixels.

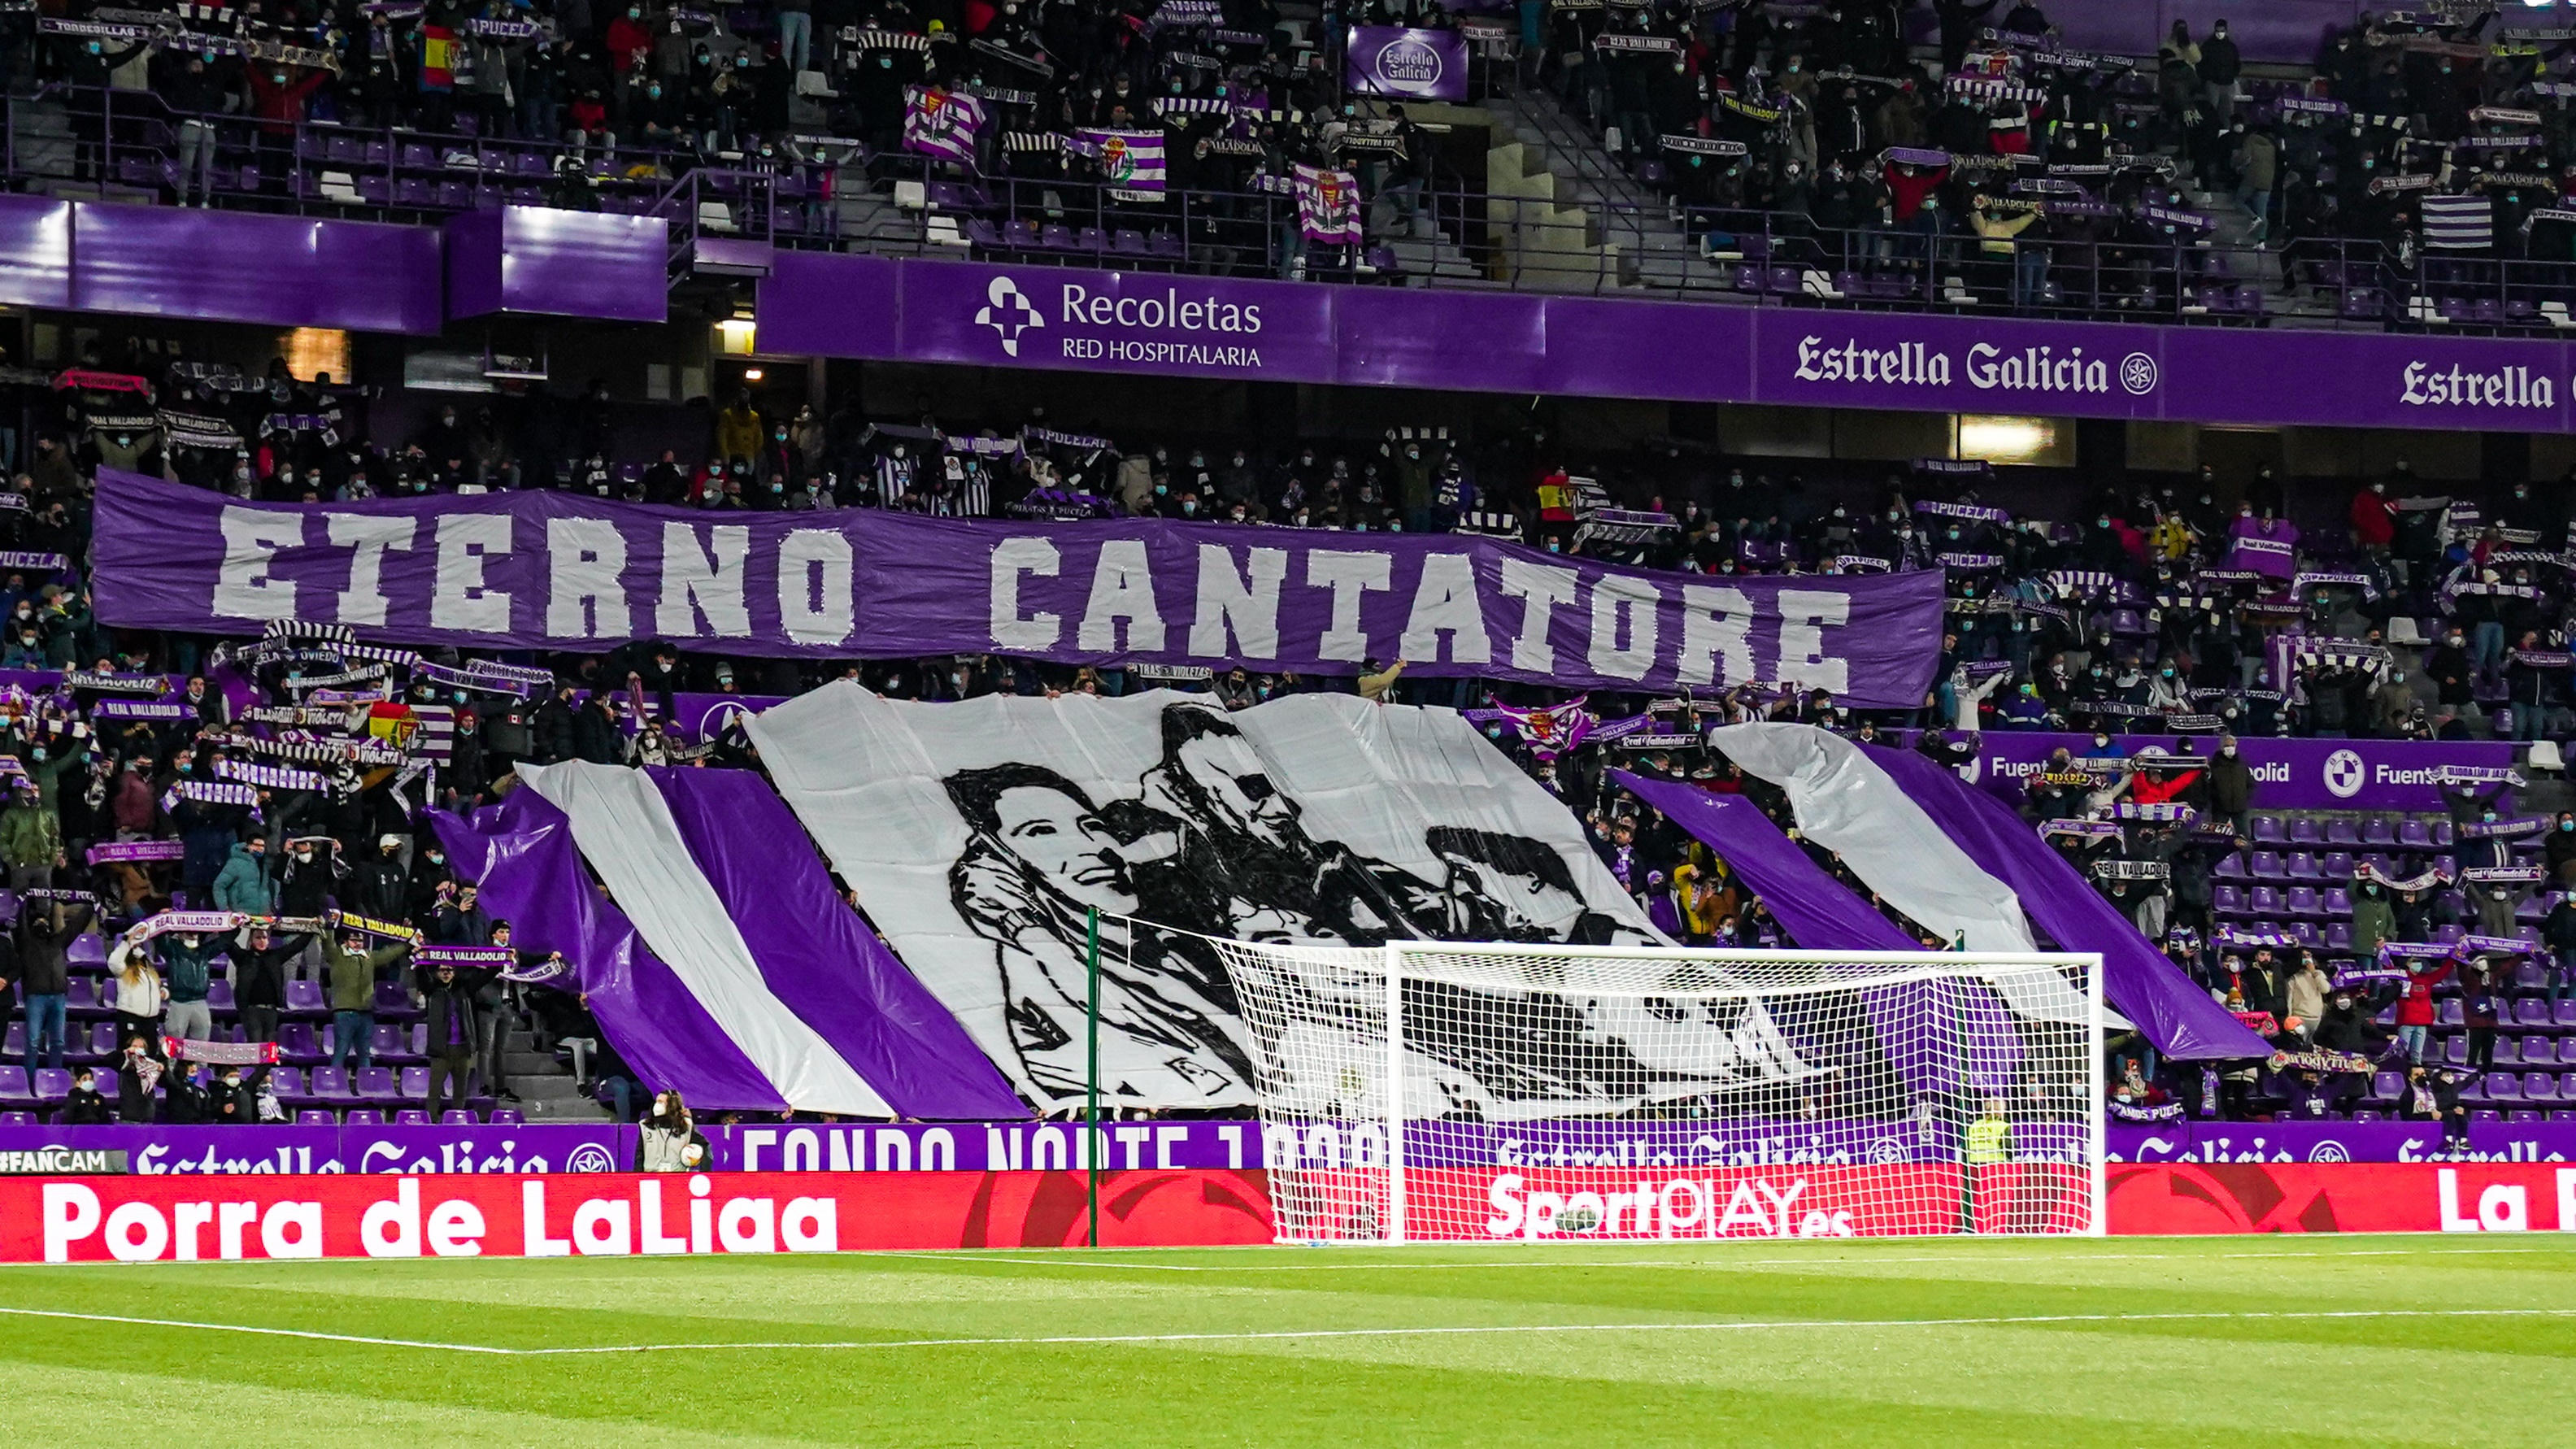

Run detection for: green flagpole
[[1086, 907, 1101, 1250]]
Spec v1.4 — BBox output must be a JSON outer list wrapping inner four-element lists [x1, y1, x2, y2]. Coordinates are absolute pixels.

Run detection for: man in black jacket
[[572, 693, 624, 765], [230, 924, 309, 1044], [418, 957, 495, 1118], [532, 683, 580, 765], [2199, 20, 2240, 122], [20, 897, 90, 1073]]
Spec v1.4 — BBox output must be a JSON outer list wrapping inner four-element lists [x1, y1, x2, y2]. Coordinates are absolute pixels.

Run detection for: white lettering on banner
[[214, 507, 304, 620], [1306, 550, 1392, 661], [1062, 338, 1268, 368], [1497, 558, 1580, 673], [326, 513, 418, 627], [1480, 1172, 1854, 1240], [777, 530, 855, 647], [655, 523, 752, 637], [989, 537, 1062, 650], [1676, 584, 1756, 687], [544, 516, 632, 639], [1790, 336, 2117, 395], [1077, 540, 1167, 651], [1777, 590, 1853, 694], [1586, 576, 1661, 680], [1399, 554, 1493, 664], [1187, 543, 1287, 659], [2400, 362, 2556, 409], [2438, 1168, 2533, 1232], [1057, 283, 1264, 334], [429, 514, 513, 633]]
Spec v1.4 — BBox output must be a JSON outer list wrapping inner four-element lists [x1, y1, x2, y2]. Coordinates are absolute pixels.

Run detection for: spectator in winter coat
[[211, 837, 278, 915], [0, 780, 61, 890], [2393, 955, 2454, 1064], [418, 956, 494, 1117], [62, 1066, 112, 1124], [572, 694, 624, 765], [229, 925, 308, 1044], [327, 929, 412, 1071], [349, 835, 411, 920], [2202, 736, 2254, 840], [156, 930, 223, 1043], [18, 898, 89, 1072]]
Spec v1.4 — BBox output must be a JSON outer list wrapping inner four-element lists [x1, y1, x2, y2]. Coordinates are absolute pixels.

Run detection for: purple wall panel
[[500, 207, 667, 323], [0, 196, 71, 310], [757, 251, 2576, 433], [442, 207, 506, 321], [69, 205, 440, 333]]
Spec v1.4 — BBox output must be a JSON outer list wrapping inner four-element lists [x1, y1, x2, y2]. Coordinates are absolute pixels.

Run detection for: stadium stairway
[[1482, 88, 1733, 294], [503, 1018, 614, 1122]]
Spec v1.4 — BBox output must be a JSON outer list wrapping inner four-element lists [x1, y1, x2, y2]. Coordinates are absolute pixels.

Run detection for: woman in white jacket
[[107, 933, 165, 1061]]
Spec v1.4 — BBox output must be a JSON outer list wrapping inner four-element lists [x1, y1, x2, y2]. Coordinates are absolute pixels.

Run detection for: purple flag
[[1345, 26, 1469, 101], [902, 85, 985, 163]]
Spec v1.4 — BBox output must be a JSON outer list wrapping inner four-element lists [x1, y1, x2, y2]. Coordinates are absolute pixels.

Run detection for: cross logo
[[2322, 748, 2365, 799], [974, 275, 1045, 357]]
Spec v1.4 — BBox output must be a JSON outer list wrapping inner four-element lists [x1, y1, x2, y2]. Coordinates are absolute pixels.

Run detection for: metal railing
[[11, 83, 2572, 333]]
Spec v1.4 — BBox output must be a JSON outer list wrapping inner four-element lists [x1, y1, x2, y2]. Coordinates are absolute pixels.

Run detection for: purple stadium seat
[[63, 978, 102, 1016], [268, 1066, 307, 1103], [400, 1066, 431, 1101], [76, 1022, 115, 1060], [374, 982, 420, 1019], [2326, 820, 2361, 846], [2445, 1036, 2469, 1066], [308, 1066, 355, 1102], [440, 1110, 478, 1125], [2, 1024, 18, 1060], [2286, 852, 2321, 881], [2285, 886, 2325, 918], [2325, 922, 2354, 953], [2438, 999, 2466, 1029], [2252, 816, 2288, 845], [2323, 888, 2353, 916], [32, 1069, 70, 1103], [355, 1068, 404, 1104], [2517, 999, 2556, 1031], [2321, 852, 2354, 881], [489, 1109, 525, 1125], [276, 1021, 323, 1064], [2213, 851, 2247, 880], [285, 980, 328, 1017], [374, 1023, 421, 1064], [2496, 1037, 2523, 1067], [395, 1109, 433, 1126], [342, 1108, 384, 1126], [2487, 1073, 2524, 1103], [2289, 818, 2324, 846], [2369, 1072, 2403, 1103], [206, 980, 237, 1013], [2398, 820, 2435, 850], [2361, 817, 2399, 847], [295, 1109, 337, 1125], [2250, 851, 2285, 880], [2559, 1001, 2576, 1029], [2213, 885, 2247, 916], [67, 932, 106, 969], [1003, 218, 1041, 250]]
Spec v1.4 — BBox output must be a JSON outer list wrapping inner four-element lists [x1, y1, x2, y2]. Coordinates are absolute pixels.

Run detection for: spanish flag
[[419, 24, 457, 91]]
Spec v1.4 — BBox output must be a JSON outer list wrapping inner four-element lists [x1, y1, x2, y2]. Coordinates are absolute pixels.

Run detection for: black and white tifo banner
[[749, 686, 1812, 1115]]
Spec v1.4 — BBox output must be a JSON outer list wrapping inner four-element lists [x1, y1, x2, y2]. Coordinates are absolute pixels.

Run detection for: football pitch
[[0, 1237, 2566, 1446]]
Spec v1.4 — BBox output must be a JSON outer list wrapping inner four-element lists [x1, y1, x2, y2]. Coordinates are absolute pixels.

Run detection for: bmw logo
[[2322, 749, 2365, 800]]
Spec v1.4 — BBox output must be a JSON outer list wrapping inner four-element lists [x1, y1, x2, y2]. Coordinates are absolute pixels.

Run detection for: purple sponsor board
[[1345, 26, 1470, 102], [2112, 1120, 2576, 1165], [91, 468, 1947, 707], [756, 253, 2576, 434], [0, 1124, 627, 1175], [1959, 731, 2518, 813]]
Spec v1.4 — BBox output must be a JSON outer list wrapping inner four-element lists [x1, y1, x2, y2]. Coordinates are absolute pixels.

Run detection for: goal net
[[1212, 942, 2104, 1244]]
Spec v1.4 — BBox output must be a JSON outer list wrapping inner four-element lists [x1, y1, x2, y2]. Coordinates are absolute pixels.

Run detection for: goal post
[[1212, 942, 2106, 1246]]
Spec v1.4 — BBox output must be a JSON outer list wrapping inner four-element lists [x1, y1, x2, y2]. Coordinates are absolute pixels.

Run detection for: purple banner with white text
[[1346, 26, 1470, 101], [1958, 731, 2519, 812], [755, 254, 2576, 433], [89, 468, 1947, 707]]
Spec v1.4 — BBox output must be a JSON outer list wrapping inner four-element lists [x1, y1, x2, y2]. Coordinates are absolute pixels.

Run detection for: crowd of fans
[[1529, 1, 2576, 315], [0, 313, 2570, 1134]]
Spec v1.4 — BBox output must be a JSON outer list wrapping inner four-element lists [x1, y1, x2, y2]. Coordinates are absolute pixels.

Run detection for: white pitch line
[[872, 1244, 2561, 1273], [2, 1304, 2570, 1356]]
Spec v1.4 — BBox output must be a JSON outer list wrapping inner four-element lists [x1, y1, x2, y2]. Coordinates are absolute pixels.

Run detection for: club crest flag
[[903, 85, 986, 163], [1295, 163, 1363, 244], [1077, 128, 1167, 195]]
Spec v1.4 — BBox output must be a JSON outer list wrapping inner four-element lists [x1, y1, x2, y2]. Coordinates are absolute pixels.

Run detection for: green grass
[[0, 1236, 2568, 1445]]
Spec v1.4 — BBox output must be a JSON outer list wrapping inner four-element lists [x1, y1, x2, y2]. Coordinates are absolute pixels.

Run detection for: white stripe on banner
[[1706, 724, 2035, 954], [516, 764, 893, 1116], [1706, 723, 2093, 1029]]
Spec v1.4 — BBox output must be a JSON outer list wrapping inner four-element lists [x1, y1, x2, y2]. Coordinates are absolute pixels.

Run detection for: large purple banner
[[1345, 26, 1470, 101], [757, 254, 2576, 433], [90, 468, 1947, 706], [1960, 731, 2519, 813]]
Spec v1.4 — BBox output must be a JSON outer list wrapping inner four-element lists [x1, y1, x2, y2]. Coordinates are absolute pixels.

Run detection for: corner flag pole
[[1086, 906, 1101, 1249]]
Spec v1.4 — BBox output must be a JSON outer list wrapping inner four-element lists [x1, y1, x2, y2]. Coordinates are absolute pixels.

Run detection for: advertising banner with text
[[90, 468, 1946, 705], [2107, 1162, 2576, 1234], [2, 1168, 1275, 1262], [1955, 731, 2519, 813], [756, 253, 2576, 433]]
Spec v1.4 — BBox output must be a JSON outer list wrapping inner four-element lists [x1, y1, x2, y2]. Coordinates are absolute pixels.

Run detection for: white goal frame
[[1230, 942, 2107, 1246]]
